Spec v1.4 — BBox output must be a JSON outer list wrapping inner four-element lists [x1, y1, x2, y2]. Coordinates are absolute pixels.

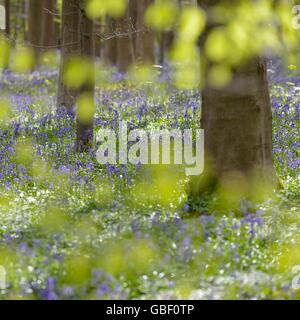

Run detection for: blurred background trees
[[4, 0, 10, 36], [0, 0, 298, 195]]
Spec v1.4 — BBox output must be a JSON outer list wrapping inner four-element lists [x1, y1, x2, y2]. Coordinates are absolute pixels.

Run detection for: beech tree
[[76, 0, 95, 152], [103, 16, 117, 65], [135, 0, 155, 64], [57, 0, 80, 110], [189, 0, 276, 198], [4, 0, 10, 37], [103, 0, 155, 69], [41, 0, 58, 48], [116, 6, 134, 72], [28, 0, 43, 57], [159, 31, 173, 65], [29, 0, 58, 54], [57, 0, 94, 152]]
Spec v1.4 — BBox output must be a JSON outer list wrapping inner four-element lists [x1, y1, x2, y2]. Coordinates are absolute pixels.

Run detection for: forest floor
[[0, 61, 299, 300]]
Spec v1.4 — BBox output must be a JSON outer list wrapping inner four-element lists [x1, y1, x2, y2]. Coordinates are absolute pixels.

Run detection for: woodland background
[[0, 0, 299, 300]]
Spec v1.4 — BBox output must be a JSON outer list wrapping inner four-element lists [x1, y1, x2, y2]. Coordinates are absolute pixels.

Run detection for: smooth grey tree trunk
[[57, 0, 80, 110], [189, 0, 276, 198], [28, 0, 43, 57], [76, 0, 95, 152], [135, 0, 155, 64]]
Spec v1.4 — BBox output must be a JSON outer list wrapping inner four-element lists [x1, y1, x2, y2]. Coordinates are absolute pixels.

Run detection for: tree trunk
[[103, 16, 117, 65], [4, 0, 10, 37], [57, 0, 80, 110], [76, 0, 95, 152], [22, 0, 27, 42], [202, 58, 274, 177], [189, 59, 276, 198], [135, 0, 155, 64], [28, 0, 43, 57], [41, 0, 57, 48], [159, 31, 174, 66], [189, 0, 276, 199], [116, 7, 133, 72], [94, 20, 101, 57]]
